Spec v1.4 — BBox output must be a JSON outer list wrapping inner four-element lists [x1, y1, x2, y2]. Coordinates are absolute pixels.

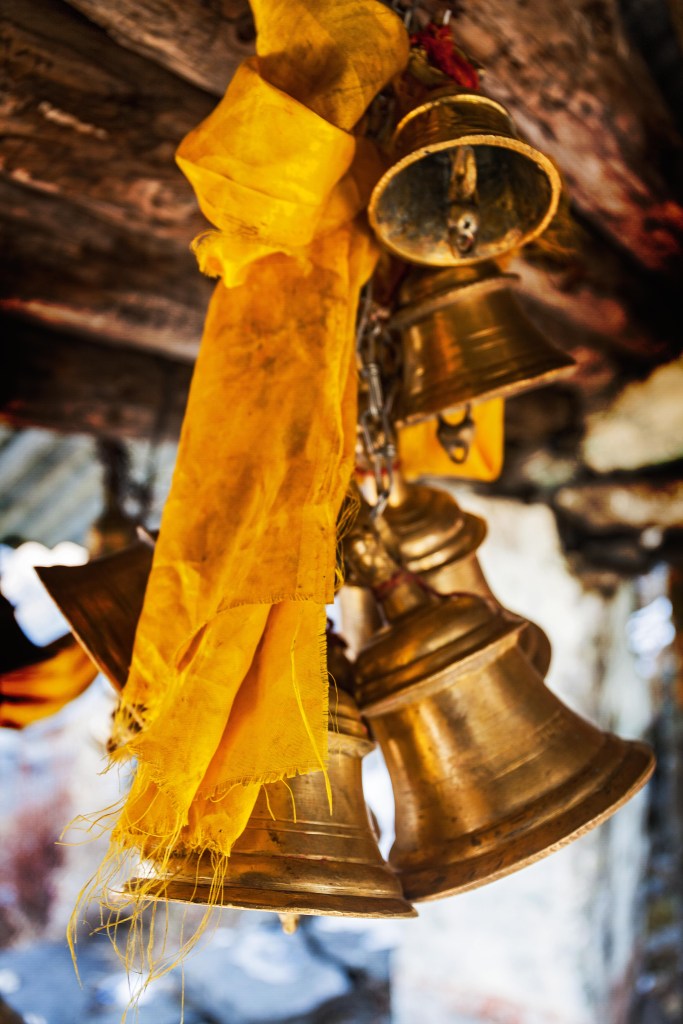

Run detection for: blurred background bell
[[368, 90, 561, 267], [87, 439, 139, 558], [36, 438, 154, 693], [123, 645, 416, 921], [344, 506, 655, 903], [37, 539, 153, 692], [390, 261, 575, 426]]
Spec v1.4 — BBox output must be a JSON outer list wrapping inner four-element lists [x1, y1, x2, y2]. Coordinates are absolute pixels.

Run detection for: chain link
[[356, 285, 397, 519]]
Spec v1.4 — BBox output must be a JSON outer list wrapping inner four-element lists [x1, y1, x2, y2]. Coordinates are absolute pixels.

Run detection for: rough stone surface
[[583, 358, 683, 473]]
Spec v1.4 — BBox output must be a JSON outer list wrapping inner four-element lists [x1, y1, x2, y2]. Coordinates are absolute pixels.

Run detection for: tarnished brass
[[123, 683, 416, 919], [37, 541, 153, 691], [391, 262, 575, 425], [380, 474, 551, 675], [368, 90, 562, 266], [337, 584, 383, 660], [348, 520, 655, 901]]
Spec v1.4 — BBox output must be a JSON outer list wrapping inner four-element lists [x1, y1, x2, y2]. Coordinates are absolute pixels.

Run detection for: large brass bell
[[124, 655, 416, 920], [37, 539, 153, 691], [39, 543, 415, 918], [368, 90, 562, 266], [345, 508, 655, 902], [391, 261, 575, 425], [379, 473, 551, 675]]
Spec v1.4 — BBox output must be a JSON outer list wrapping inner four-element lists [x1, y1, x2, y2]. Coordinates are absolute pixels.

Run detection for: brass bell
[[345, 508, 655, 902], [391, 261, 575, 426], [88, 438, 140, 558], [380, 473, 551, 675], [368, 90, 562, 266], [337, 584, 383, 660], [123, 667, 416, 919], [36, 539, 154, 691]]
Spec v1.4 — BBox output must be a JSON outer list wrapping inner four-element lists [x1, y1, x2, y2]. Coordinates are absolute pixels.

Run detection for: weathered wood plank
[[1, 0, 213, 238], [1, 317, 193, 440], [450, 0, 683, 272], [0, 178, 210, 359], [63, 0, 254, 95]]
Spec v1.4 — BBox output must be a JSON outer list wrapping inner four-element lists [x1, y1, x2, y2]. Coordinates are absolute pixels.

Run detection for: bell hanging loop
[[436, 406, 476, 464]]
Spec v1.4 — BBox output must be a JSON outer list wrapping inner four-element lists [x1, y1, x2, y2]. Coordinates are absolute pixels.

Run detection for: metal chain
[[357, 285, 397, 519]]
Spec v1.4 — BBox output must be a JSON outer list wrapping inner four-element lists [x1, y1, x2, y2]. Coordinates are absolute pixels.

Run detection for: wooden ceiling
[[2, 0, 683, 471]]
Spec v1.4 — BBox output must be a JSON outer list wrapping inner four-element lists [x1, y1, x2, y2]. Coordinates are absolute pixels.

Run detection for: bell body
[[124, 688, 415, 919], [356, 622, 655, 902], [380, 479, 551, 675], [37, 541, 153, 691], [368, 91, 561, 266], [391, 263, 575, 425]]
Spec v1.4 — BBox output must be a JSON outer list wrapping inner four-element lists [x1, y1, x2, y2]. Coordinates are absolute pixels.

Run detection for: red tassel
[[410, 24, 480, 91]]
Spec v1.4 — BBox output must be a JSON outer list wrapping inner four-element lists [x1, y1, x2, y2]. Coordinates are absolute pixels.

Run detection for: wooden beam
[[450, 0, 683, 273], [1, 0, 214, 238], [1, 317, 193, 440], [0, 178, 211, 359], [64, 0, 254, 95]]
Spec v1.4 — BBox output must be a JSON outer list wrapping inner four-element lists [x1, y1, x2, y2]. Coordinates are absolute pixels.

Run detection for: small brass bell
[[379, 473, 551, 675], [88, 438, 140, 558], [345, 508, 655, 902], [37, 540, 153, 691], [368, 90, 562, 267], [123, 665, 416, 919], [391, 262, 575, 426]]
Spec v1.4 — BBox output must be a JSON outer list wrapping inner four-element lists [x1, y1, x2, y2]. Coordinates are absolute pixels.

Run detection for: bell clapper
[[447, 146, 479, 257], [279, 913, 301, 935]]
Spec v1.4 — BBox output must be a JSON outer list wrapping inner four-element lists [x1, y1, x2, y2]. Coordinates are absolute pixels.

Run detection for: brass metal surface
[[391, 262, 575, 425], [36, 541, 153, 691], [355, 615, 655, 902], [337, 584, 383, 660], [123, 685, 416, 919], [368, 91, 562, 266], [381, 476, 551, 675]]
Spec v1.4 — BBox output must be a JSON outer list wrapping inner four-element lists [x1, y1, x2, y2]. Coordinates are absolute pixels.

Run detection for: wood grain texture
[[1, 316, 193, 440], [0, 178, 210, 358], [1, 0, 213, 238], [448, 0, 683, 272], [63, 0, 254, 95]]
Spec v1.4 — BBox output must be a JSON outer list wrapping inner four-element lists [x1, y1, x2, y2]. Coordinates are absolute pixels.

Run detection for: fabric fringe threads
[[67, 1, 409, 1009]]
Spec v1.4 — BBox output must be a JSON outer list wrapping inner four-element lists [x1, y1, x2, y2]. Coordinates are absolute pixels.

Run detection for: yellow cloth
[[399, 399, 504, 482], [0, 638, 96, 729], [109, 1, 409, 869]]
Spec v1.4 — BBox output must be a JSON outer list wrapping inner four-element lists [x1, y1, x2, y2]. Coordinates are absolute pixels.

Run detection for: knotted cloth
[[79, 0, 408, 967]]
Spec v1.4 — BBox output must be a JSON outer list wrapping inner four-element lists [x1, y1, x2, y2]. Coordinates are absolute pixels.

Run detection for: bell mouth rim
[[117, 878, 417, 919], [396, 738, 655, 903], [368, 137, 562, 268], [393, 357, 576, 427]]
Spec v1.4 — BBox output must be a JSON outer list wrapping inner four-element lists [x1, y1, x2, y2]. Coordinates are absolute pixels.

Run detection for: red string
[[410, 24, 480, 91]]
